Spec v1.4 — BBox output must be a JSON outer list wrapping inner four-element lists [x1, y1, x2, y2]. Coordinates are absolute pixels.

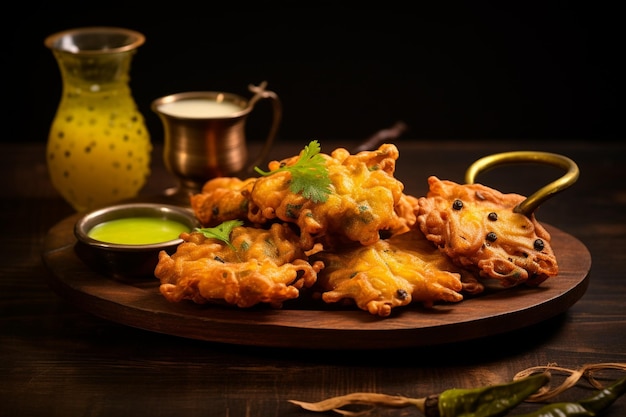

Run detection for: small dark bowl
[[74, 203, 200, 280]]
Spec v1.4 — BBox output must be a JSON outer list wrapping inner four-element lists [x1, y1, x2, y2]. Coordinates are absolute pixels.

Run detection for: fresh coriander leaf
[[195, 220, 244, 250], [254, 140, 332, 203]]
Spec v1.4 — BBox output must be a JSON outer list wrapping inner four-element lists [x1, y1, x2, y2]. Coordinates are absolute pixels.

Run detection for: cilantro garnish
[[254, 140, 332, 203], [195, 220, 243, 250]]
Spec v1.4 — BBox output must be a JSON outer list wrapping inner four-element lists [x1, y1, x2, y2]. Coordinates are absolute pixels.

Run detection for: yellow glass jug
[[45, 27, 152, 212]]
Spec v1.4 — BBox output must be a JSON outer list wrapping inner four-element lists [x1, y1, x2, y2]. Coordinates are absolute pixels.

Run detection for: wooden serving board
[[42, 213, 591, 350]]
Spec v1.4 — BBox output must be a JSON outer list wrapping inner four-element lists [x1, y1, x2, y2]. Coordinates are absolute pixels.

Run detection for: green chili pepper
[[511, 376, 626, 417], [434, 372, 550, 417], [289, 372, 549, 416]]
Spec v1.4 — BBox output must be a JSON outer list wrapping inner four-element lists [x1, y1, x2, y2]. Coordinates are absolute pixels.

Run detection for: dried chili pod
[[511, 376, 626, 417], [432, 372, 550, 417]]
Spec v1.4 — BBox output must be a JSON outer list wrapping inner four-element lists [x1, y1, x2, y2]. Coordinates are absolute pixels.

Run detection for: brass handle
[[245, 81, 282, 173], [464, 151, 579, 216]]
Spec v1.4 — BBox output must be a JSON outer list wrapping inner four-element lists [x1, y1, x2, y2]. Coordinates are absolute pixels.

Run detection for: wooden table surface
[[2, 139, 625, 416]]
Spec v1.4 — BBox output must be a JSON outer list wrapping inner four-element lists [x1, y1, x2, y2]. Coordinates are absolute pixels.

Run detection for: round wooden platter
[[42, 213, 591, 350]]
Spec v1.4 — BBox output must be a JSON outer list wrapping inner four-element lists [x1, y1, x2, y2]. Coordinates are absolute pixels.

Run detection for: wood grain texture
[[2, 141, 625, 417]]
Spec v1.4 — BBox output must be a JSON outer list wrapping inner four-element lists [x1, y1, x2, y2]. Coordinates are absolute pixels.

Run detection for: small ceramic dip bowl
[[74, 203, 199, 279]]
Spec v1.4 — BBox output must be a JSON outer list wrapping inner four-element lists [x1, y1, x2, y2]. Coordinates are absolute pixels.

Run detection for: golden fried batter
[[392, 228, 485, 295], [190, 177, 256, 226], [190, 144, 415, 250], [311, 228, 474, 317], [248, 144, 412, 250], [416, 176, 558, 288], [161, 144, 564, 317], [155, 222, 324, 308]]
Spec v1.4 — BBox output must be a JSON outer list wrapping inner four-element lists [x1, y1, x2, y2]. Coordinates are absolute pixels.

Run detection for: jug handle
[[245, 81, 282, 172]]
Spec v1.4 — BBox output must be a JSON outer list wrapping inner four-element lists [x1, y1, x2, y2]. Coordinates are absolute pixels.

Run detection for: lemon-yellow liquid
[[88, 217, 190, 245], [47, 90, 152, 212]]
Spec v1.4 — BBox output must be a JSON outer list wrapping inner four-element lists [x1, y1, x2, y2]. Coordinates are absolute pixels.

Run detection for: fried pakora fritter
[[155, 222, 324, 308], [190, 144, 415, 250], [416, 176, 558, 288], [191, 177, 256, 226], [158, 143, 562, 317], [392, 228, 485, 295], [310, 228, 481, 317]]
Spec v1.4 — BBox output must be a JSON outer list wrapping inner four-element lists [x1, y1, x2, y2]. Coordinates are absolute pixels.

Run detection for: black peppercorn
[[534, 239, 545, 251], [486, 232, 498, 242], [452, 199, 463, 210], [396, 289, 409, 300], [488, 212, 498, 221]]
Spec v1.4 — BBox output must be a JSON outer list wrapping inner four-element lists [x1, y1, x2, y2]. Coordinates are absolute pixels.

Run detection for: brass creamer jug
[[151, 82, 281, 204]]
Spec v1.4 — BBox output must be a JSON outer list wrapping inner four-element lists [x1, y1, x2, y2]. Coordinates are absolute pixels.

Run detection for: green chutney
[[88, 217, 189, 245]]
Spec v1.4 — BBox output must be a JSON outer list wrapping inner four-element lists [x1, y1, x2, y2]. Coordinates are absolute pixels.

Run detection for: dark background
[[6, 3, 621, 145]]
